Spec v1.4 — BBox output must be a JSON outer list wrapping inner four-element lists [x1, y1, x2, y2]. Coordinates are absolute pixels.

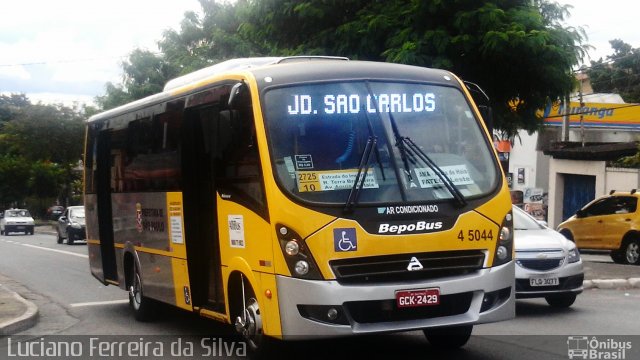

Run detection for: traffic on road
[[1, 229, 639, 359]]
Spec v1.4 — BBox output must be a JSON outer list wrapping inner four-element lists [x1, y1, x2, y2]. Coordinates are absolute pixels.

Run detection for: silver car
[[513, 206, 584, 307], [56, 206, 86, 245]]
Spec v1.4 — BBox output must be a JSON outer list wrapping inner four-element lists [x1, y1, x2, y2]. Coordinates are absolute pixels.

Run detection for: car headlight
[[568, 247, 581, 263], [71, 221, 82, 229]]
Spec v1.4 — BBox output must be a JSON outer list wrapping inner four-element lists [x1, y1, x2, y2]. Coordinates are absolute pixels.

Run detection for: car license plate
[[530, 277, 559, 286], [396, 288, 440, 308]]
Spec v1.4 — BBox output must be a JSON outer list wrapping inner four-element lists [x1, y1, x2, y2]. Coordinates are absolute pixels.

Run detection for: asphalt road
[[1, 233, 640, 360]]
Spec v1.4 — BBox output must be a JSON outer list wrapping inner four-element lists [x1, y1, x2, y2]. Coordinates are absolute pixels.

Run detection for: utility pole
[[579, 77, 585, 147], [561, 95, 570, 142]]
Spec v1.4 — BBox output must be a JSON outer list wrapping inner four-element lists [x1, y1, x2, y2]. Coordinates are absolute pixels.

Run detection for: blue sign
[[334, 228, 357, 252]]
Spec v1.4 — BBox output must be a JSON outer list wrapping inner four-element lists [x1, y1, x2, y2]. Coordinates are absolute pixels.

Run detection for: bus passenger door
[[95, 130, 118, 283], [215, 85, 273, 314], [182, 106, 225, 312]]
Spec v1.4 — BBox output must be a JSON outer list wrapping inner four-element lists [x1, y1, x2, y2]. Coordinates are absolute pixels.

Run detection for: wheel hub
[[234, 298, 262, 350], [626, 242, 639, 264]]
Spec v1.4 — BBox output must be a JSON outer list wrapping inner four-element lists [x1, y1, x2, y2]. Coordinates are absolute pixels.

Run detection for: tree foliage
[[98, 0, 588, 135], [0, 95, 86, 210], [587, 39, 640, 103]]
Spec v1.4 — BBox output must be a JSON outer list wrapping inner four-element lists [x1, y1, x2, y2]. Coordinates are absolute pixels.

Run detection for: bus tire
[[230, 274, 272, 357], [129, 263, 155, 321], [424, 325, 473, 349]]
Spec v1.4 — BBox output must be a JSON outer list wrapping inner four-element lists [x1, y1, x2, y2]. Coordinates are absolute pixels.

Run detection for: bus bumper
[[276, 261, 515, 339]]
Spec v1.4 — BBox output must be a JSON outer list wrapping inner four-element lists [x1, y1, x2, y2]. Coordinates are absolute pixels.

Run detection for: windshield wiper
[[379, 98, 466, 207], [344, 136, 377, 212], [401, 135, 467, 207], [388, 112, 415, 186]]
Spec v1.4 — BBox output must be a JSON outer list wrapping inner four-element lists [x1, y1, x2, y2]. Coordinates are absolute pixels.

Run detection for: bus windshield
[[263, 80, 498, 206]]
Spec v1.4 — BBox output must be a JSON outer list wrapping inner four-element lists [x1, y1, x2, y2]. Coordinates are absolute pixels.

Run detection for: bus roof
[[87, 56, 457, 124]]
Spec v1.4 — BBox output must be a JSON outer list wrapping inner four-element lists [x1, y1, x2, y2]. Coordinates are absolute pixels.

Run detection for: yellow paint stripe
[[112, 243, 175, 257], [199, 308, 228, 323]]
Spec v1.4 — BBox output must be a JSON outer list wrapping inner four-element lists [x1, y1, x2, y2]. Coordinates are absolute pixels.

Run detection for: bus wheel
[[129, 264, 155, 321], [424, 325, 473, 349], [232, 276, 268, 355]]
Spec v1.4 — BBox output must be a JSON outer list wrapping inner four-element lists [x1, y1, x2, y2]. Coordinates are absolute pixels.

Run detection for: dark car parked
[[56, 206, 86, 245]]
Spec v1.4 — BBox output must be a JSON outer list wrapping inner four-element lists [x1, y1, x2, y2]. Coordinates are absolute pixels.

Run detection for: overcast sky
[[0, 0, 637, 106], [0, 0, 200, 105]]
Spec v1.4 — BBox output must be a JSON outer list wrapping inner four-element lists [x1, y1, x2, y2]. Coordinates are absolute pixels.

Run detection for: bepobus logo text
[[378, 221, 443, 234]]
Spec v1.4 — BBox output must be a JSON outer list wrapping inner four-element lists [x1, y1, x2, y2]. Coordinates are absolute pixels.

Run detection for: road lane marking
[[19, 243, 88, 258], [70, 299, 129, 307]]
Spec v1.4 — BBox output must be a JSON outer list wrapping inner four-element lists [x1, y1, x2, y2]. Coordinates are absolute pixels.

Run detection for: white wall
[[605, 168, 640, 193], [508, 130, 540, 191]]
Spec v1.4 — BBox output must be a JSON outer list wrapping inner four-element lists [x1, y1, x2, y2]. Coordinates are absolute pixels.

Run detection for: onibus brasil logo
[[567, 336, 632, 359]]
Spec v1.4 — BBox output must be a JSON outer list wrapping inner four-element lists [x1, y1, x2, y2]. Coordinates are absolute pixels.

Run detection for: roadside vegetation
[[7, 1, 640, 212]]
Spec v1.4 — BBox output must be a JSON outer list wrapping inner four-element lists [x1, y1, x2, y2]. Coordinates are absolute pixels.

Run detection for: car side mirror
[[59, 216, 67, 222], [575, 209, 586, 218]]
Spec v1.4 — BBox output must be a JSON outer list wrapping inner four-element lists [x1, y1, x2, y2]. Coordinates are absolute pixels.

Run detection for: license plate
[[396, 288, 440, 308], [530, 277, 559, 286]]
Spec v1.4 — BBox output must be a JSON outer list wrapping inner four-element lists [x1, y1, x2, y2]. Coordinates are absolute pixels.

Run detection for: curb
[[0, 285, 39, 336], [584, 278, 640, 290]]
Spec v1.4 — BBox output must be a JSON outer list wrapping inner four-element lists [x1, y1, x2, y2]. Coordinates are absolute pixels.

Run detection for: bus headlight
[[285, 240, 300, 256], [294, 260, 309, 275], [493, 211, 513, 267], [277, 224, 323, 280]]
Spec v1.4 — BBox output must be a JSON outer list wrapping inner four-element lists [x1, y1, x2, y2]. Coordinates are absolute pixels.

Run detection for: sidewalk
[[0, 277, 38, 336]]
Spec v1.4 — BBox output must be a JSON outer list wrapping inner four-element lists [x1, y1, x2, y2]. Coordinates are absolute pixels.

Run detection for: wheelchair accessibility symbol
[[334, 228, 357, 252]]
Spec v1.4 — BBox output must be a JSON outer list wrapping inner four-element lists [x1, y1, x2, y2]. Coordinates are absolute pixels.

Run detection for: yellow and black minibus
[[85, 56, 514, 351]]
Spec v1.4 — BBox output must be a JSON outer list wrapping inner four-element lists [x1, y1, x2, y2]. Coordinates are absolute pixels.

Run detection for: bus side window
[[216, 98, 267, 218]]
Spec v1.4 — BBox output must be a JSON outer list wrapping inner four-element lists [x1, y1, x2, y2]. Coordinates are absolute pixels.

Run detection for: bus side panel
[[217, 197, 279, 334], [110, 192, 189, 308]]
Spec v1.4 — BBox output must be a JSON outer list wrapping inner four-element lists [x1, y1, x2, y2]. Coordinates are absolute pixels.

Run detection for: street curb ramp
[[0, 285, 39, 336]]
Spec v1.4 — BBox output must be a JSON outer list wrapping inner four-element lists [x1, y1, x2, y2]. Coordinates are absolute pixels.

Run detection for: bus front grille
[[329, 250, 485, 285]]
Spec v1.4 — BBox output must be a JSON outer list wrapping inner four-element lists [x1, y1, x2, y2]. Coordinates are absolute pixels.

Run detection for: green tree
[[0, 93, 30, 126], [0, 100, 86, 210], [587, 39, 640, 103], [96, 49, 179, 110], [99, 0, 587, 135], [0, 155, 31, 208], [0, 103, 84, 164], [238, 0, 587, 134]]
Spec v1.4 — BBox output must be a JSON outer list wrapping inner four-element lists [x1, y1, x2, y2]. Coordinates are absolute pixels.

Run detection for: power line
[[0, 52, 163, 68]]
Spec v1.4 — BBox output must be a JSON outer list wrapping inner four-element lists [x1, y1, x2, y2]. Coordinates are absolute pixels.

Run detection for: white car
[[0, 208, 35, 235], [513, 206, 583, 307]]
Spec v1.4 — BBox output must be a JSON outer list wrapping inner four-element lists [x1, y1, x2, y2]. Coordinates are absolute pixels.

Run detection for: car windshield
[[513, 207, 544, 230], [6, 210, 31, 217], [70, 209, 85, 218], [263, 81, 499, 206]]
